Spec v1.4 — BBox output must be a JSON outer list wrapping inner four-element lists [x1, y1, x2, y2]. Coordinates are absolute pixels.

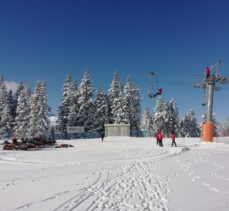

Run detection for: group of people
[[156, 131, 177, 147]]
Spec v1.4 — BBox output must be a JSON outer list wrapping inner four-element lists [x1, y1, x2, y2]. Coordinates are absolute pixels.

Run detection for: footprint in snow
[[210, 187, 219, 192], [192, 176, 200, 182], [202, 183, 210, 187]]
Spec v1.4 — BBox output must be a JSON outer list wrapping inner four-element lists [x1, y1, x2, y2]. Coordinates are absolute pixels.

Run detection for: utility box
[[105, 124, 130, 137]]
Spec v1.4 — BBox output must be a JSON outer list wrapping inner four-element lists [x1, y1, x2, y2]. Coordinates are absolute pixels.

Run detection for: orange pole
[[202, 121, 214, 142]]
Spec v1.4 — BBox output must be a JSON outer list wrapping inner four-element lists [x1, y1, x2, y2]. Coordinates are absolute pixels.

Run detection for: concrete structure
[[105, 124, 130, 137]]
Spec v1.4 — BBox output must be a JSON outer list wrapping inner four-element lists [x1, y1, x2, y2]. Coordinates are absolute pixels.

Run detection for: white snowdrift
[[0, 137, 229, 211]]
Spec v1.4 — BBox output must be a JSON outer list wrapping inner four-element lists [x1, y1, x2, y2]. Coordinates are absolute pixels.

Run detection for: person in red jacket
[[157, 88, 163, 95], [205, 67, 211, 79], [154, 88, 163, 98], [156, 132, 163, 147], [171, 132, 177, 147], [148, 88, 163, 99]]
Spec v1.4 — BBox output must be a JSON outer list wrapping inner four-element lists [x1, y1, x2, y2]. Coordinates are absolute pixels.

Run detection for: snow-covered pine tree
[[58, 75, 75, 134], [36, 81, 50, 137], [0, 75, 8, 119], [123, 77, 133, 125], [113, 95, 126, 124], [180, 109, 200, 137], [12, 82, 25, 122], [93, 88, 109, 133], [131, 84, 141, 136], [219, 118, 229, 136], [28, 81, 50, 138], [108, 72, 122, 124], [14, 82, 24, 100], [14, 87, 31, 138], [153, 96, 166, 135], [0, 75, 12, 138], [77, 71, 94, 132], [0, 103, 12, 138], [67, 80, 80, 127], [7, 90, 16, 130], [67, 105, 78, 127], [142, 107, 154, 136], [28, 91, 39, 138], [123, 77, 141, 136], [164, 98, 180, 136]]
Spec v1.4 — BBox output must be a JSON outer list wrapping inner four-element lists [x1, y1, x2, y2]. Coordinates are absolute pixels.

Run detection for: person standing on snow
[[205, 67, 211, 79], [156, 132, 163, 147], [101, 131, 105, 141], [171, 132, 177, 147]]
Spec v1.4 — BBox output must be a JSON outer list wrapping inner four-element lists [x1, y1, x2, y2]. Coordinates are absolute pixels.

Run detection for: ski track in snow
[[2, 138, 229, 211], [175, 148, 229, 195], [53, 162, 169, 211], [52, 148, 185, 211], [0, 143, 183, 211]]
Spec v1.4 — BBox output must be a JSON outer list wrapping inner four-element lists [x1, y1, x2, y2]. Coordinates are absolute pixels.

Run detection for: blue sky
[[0, 0, 229, 122]]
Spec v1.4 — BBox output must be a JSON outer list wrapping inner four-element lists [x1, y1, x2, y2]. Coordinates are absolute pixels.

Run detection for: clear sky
[[0, 0, 228, 123]]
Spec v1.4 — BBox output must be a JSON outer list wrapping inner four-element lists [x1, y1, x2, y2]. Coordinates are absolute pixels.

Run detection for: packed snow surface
[[0, 137, 229, 211]]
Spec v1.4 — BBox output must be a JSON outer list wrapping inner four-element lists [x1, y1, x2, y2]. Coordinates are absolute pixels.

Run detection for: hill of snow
[[0, 137, 229, 211]]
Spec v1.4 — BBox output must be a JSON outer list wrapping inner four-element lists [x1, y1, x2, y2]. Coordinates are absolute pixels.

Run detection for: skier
[[101, 132, 105, 141], [156, 131, 163, 147], [171, 132, 177, 147], [205, 67, 211, 79]]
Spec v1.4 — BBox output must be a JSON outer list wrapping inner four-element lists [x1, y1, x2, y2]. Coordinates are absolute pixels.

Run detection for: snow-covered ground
[[0, 137, 229, 211]]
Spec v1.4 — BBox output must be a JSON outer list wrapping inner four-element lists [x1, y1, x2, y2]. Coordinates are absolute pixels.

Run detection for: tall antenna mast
[[193, 60, 229, 142]]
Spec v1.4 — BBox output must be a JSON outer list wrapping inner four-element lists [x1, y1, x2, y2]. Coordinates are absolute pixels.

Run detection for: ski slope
[[0, 137, 229, 211]]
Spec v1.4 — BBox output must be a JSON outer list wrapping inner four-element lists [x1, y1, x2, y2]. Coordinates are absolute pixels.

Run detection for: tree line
[[0, 75, 49, 139], [0, 71, 227, 139], [0, 72, 142, 139], [142, 97, 201, 137], [58, 72, 141, 137]]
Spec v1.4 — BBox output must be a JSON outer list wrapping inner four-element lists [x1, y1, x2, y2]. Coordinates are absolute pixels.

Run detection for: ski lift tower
[[193, 60, 229, 142]]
